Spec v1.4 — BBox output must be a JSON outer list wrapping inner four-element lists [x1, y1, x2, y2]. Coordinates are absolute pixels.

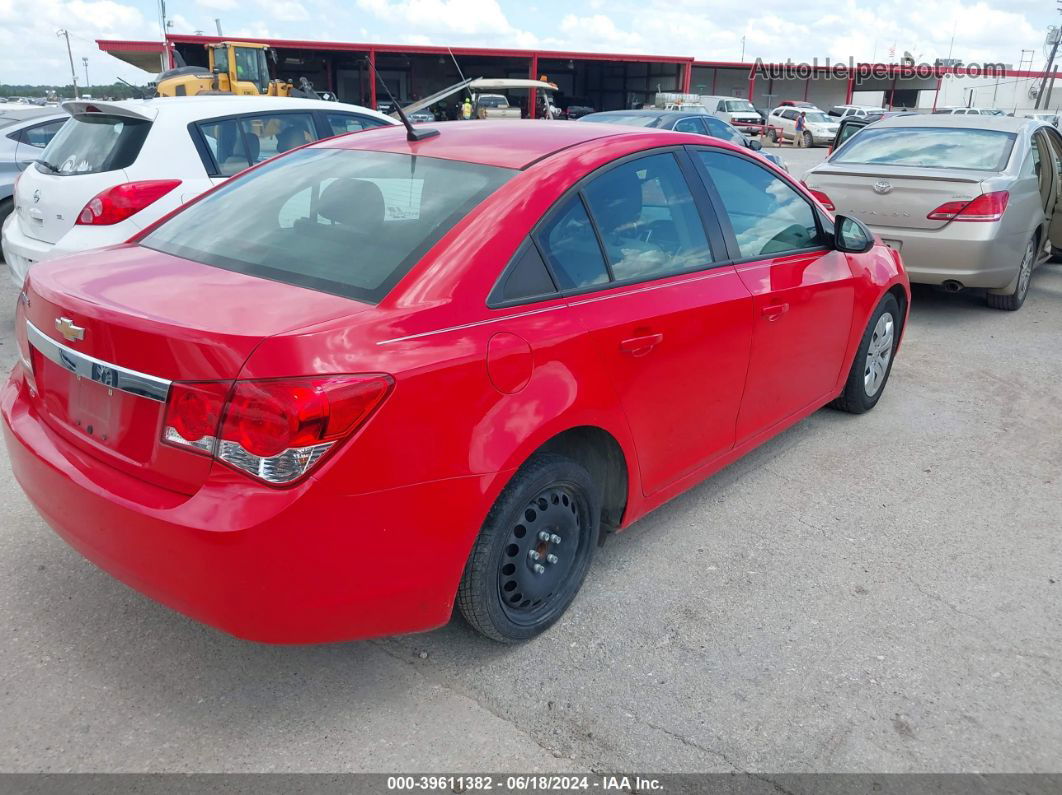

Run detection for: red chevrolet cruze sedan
[[3, 120, 909, 643]]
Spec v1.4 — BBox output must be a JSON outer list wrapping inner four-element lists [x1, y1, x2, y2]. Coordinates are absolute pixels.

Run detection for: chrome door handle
[[619, 333, 664, 357]]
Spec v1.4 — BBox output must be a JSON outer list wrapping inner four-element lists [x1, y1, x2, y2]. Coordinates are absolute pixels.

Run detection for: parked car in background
[[1025, 112, 1059, 127], [933, 106, 1003, 116], [562, 98, 595, 119], [804, 114, 1060, 310], [4, 120, 908, 645], [2, 95, 395, 285], [578, 109, 787, 170], [407, 108, 436, 123], [0, 109, 67, 232], [830, 111, 920, 151], [829, 104, 886, 119], [779, 100, 820, 109], [698, 95, 762, 132], [767, 107, 840, 146]]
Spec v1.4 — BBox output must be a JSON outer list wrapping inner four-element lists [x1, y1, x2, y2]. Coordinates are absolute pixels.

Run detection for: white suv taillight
[[162, 375, 394, 485], [76, 180, 181, 225]]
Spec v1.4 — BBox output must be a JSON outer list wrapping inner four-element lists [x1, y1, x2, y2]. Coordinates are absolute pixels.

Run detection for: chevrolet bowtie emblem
[[55, 316, 85, 342]]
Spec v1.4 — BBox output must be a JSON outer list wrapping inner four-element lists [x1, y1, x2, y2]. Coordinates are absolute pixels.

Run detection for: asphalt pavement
[[1, 146, 1060, 773]]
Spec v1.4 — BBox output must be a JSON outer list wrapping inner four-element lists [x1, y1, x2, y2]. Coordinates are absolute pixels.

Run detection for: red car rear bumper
[[2, 368, 493, 644]]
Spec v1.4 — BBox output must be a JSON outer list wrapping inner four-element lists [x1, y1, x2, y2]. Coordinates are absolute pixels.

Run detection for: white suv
[[2, 95, 395, 285], [766, 107, 840, 147]]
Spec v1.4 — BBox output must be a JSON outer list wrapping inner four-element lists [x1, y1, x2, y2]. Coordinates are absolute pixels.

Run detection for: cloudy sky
[[0, 0, 1054, 86]]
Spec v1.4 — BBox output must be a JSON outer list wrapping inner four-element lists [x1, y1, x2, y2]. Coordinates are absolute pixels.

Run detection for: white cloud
[[195, 0, 238, 9], [258, 0, 309, 22], [0, 0, 156, 85], [357, 0, 528, 38]]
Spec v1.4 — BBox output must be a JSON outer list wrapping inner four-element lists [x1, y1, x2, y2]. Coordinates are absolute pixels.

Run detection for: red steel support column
[[888, 75, 897, 109], [711, 68, 718, 94], [845, 72, 854, 103], [803, 76, 810, 101], [369, 48, 377, 110], [529, 54, 538, 119], [682, 62, 692, 93], [932, 76, 942, 110], [747, 72, 756, 102]]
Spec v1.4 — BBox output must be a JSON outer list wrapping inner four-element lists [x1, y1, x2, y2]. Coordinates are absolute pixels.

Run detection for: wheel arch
[[536, 425, 629, 540]]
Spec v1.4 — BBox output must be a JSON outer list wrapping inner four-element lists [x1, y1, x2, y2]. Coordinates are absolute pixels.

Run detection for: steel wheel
[[497, 483, 588, 627], [1016, 239, 1035, 301], [863, 311, 895, 397]]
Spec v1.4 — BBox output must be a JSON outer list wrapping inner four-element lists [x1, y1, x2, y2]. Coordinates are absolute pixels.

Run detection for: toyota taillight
[[927, 190, 1009, 222], [806, 187, 835, 211], [162, 375, 393, 485], [76, 180, 182, 225]]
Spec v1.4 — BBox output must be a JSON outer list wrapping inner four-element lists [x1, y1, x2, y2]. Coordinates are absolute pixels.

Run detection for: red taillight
[[805, 187, 835, 211], [163, 375, 393, 484], [162, 382, 229, 455], [927, 190, 1009, 222], [76, 180, 182, 226]]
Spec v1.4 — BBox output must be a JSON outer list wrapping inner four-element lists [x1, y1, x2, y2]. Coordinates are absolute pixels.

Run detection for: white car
[[766, 107, 840, 147], [828, 104, 886, 120], [932, 106, 1006, 116], [2, 95, 395, 285]]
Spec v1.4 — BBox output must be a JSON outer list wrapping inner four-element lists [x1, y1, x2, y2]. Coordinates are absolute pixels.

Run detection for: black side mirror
[[746, 138, 763, 151], [834, 214, 875, 253]]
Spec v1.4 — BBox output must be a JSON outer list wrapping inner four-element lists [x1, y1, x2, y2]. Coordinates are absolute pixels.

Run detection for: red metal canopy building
[[97, 35, 1034, 115]]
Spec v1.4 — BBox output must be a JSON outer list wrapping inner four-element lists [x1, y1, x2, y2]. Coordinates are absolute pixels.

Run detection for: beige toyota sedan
[[804, 114, 1060, 310]]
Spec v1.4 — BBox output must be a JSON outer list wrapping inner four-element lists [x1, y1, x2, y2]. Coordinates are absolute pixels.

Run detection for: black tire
[[832, 293, 901, 414], [457, 453, 599, 643], [803, 131, 813, 148], [986, 235, 1036, 311], [767, 128, 778, 144], [1051, 245, 1062, 262]]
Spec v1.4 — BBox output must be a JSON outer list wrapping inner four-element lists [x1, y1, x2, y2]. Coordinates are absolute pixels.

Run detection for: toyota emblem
[[873, 180, 892, 195], [33, 189, 41, 203]]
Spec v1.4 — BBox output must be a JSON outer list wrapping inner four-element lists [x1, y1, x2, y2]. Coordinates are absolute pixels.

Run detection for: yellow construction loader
[[154, 41, 317, 98]]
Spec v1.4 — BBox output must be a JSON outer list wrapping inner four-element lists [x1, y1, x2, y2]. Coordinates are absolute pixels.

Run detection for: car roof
[[61, 95, 394, 125], [872, 114, 1035, 132], [322, 119, 674, 169], [0, 109, 66, 127]]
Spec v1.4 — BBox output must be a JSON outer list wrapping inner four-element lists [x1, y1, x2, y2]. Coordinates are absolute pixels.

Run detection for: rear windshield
[[142, 148, 515, 304], [36, 113, 150, 175], [830, 127, 1017, 171]]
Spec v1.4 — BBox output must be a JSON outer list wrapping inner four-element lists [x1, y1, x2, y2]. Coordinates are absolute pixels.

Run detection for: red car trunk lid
[[23, 244, 368, 494]]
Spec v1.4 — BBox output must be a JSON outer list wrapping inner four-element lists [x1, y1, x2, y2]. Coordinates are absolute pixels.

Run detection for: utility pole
[[215, 18, 223, 35], [56, 29, 79, 99], [1037, 4, 1062, 109], [82, 57, 89, 92], [740, 35, 746, 63]]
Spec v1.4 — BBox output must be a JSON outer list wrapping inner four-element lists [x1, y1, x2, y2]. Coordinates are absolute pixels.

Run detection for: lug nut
[[538, 530, 552, 542], [533, 563, 546, 575], [550, 534, 562, 544], [546, 553, 559, 565], [528, 550, 540, 561]]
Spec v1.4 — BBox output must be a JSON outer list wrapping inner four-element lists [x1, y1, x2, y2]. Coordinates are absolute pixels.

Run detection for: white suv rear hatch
[[13, 102, 156, 246]]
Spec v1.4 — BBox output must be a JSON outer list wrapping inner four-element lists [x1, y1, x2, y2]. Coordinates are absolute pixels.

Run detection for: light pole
[[56, 29, 79, 99], [82, 57, 89, 93]]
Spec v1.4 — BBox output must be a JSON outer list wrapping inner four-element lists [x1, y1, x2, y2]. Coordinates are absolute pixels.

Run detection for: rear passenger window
[[582, 153, 712, 281], [535, 196, 610, 290], [197, 118, 247, 176], [489, 240, 557, 305], [326, 113, 388, 136], [240, 112, 315, 163], [21, 119, 65, 148], [696, 150, 822, 258], [673, 117, 706, 134]]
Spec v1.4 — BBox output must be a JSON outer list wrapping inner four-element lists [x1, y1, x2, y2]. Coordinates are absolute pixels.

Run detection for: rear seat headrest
[[318, 179, 385, 227]]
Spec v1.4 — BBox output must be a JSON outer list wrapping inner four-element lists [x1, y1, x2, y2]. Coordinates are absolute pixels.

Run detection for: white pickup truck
[[473, 93, 523, 119]]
